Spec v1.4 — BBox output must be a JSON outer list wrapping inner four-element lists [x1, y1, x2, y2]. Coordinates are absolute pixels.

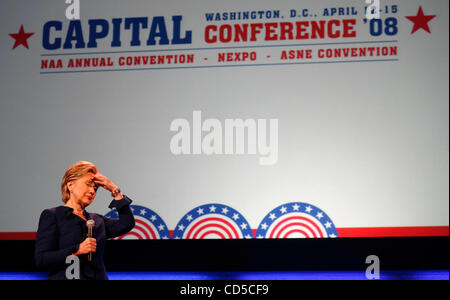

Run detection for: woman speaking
[[35, 161, 135, 280]]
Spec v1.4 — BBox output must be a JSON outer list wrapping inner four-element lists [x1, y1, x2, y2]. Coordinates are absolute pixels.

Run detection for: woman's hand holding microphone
[[74, 238, 97, 256]]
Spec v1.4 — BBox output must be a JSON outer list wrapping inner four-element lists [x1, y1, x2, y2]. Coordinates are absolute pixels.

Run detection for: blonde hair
[[61, 161, 98, 204]]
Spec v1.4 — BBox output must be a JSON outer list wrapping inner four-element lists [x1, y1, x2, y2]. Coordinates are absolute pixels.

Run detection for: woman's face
[[68, 172, 99, 208]]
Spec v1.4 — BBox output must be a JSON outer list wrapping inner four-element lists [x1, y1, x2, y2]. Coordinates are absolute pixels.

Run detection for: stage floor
[[0, 270, 448, 280]]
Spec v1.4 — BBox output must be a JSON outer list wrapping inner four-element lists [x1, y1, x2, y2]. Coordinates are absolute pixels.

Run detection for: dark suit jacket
[[34, 196, 135, 280]]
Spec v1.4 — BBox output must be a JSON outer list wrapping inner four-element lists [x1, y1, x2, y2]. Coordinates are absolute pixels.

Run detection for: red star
[[405, 6, 436, 34], [9, 25, 34, 49]]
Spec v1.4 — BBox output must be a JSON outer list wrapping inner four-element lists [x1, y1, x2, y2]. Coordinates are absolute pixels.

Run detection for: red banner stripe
[[0, 226, 448, 240], [336, 226, 449, 237], [0, 232, 36, 240]]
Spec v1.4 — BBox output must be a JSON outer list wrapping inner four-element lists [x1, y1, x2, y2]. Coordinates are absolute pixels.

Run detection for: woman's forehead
[[81, 173, 96, 181]]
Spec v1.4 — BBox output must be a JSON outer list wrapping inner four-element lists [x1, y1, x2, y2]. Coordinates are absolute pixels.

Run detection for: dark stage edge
[[0, 237, 448, 273]]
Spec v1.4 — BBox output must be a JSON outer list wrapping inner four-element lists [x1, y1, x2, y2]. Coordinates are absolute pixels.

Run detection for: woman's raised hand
[[93, 172, 117, 193]]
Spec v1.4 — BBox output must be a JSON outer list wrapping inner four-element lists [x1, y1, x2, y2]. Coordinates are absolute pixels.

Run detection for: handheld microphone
[[86, 219, 95, 262]]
